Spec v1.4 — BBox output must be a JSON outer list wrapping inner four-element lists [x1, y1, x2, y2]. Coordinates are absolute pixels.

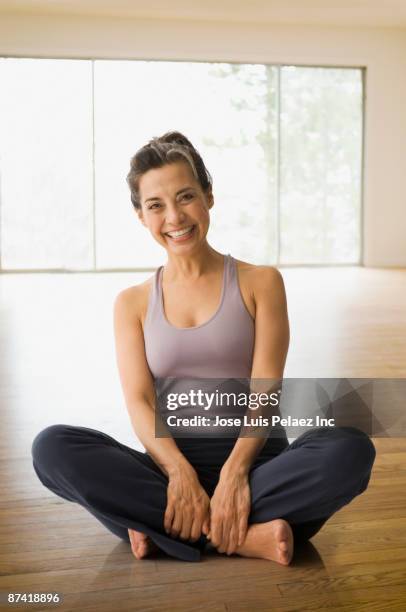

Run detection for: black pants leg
[[31, 424, 376, 561], [31, 424, 207, 561], [248, 426, 376, 544]]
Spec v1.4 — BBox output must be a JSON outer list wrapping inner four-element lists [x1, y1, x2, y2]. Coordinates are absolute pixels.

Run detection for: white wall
[[0, 13, 405, 267]]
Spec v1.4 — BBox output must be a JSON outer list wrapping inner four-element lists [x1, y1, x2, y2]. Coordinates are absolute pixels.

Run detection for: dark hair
[[126, 131, 213, 211]]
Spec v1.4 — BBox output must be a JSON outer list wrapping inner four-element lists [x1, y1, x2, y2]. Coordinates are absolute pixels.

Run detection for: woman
[[31, 131, 376, 565]]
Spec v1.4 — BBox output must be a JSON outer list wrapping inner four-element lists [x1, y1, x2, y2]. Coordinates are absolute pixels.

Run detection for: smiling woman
[[31, 130, 376, 565], [125, 133, 215, 259]]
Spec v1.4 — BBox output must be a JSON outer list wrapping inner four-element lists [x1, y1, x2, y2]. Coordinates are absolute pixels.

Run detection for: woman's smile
[[164, 224, 197, 243]]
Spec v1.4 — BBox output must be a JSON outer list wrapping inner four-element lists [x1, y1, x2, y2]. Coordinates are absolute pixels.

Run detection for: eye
[[148, 203, 161, 210], [181, 193, 194, 201]]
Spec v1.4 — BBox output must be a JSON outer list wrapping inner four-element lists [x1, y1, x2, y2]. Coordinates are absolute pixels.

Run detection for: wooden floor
[[0, 266, 405, 611]]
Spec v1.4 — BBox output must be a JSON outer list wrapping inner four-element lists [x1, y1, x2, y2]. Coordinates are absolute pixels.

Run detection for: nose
[[165, 202, 186, 227]]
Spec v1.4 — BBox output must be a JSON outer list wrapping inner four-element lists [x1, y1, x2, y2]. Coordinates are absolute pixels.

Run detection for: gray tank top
[[143, 252, 289, 452], [144, 253, 255, 379]]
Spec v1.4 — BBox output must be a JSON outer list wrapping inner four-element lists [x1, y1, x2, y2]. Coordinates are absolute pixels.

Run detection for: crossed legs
[[31, 424, 376, 563]]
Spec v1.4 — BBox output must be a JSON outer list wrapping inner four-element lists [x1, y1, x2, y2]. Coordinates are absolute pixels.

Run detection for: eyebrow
[[145, 187, 194, 204]]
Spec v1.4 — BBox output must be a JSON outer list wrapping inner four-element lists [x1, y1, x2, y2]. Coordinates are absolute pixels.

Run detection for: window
[[0, 59, 93, 269], [0, 58, 363, 270], [279, 66, 363, 264]]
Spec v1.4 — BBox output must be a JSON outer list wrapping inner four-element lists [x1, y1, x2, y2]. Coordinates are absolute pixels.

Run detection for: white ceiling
[[1, 0, 406, 28]]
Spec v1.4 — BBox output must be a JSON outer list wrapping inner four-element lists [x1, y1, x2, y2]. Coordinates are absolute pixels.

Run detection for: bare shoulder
[[114, 274, 155, 326], [233, 257, 284, 301]]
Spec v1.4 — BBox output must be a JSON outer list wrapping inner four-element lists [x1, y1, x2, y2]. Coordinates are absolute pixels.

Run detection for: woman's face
[[137, 160, 213, 252]]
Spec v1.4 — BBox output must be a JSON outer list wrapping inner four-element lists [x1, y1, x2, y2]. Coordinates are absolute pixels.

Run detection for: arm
[[220, 266, 290, 478], [207, 267, 290, 553], [114, 288, 212, 540], [113, 288, 195, 479]]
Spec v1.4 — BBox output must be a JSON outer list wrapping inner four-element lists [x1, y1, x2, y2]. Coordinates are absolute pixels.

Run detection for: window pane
[[93, 61, 278, 268], [0, 59, 362, 270], [279, 67, 363, 264], [0, 58, 93, 269]]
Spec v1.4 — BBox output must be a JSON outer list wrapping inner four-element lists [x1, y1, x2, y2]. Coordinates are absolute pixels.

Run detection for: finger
[[164, 503, 174, 534], [219, 519, 230, 553], [190, 511, 209, 540], [222, 520, 233, 552], [205, 509, 212, 539], [210, 517, 222, 548], [180, 508, 193, 540], [238, 515, 249, 547], [226, 523, 238, 555], [190, 514, 203, 542], [170, 509, 183, 538], [202, 515, 211, 536]]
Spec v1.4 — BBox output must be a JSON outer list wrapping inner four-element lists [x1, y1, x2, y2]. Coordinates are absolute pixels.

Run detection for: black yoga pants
[[31, 425, 376, 562]]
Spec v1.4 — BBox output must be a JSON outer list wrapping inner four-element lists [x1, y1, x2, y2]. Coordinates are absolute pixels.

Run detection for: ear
[[206, 187, 214, 209]]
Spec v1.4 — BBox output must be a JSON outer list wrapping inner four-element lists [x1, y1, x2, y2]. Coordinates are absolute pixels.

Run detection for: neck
[[163, 244, 224, 282]]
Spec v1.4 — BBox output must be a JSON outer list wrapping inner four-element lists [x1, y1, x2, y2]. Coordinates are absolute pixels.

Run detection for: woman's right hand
[[164, 465, 211, 542]]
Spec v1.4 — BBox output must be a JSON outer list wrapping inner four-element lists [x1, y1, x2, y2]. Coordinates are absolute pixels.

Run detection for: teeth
[[166, 226, 194, 238]]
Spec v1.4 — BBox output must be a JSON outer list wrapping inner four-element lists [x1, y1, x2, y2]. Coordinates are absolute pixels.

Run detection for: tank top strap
[[221, 253, 232, 300], [143, 263, 163, 329], [225, 251, 232, 283], [224, 253, 243, 304]]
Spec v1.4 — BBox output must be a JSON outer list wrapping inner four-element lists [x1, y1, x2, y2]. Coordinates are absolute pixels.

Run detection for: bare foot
[[235, 519, 294, 565], [128, 528, 159, 560]]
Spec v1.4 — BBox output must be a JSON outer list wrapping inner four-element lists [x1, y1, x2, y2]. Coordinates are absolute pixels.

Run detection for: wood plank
[[1, 268, 405, 611], [227, 584, 406, 611]]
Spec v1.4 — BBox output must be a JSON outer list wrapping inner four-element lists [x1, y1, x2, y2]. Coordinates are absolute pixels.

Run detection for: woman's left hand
[[204, 470, 251, 555]]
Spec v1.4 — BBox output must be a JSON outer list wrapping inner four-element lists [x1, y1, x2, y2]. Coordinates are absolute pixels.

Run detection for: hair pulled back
[[126, 131, 213, 211]]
